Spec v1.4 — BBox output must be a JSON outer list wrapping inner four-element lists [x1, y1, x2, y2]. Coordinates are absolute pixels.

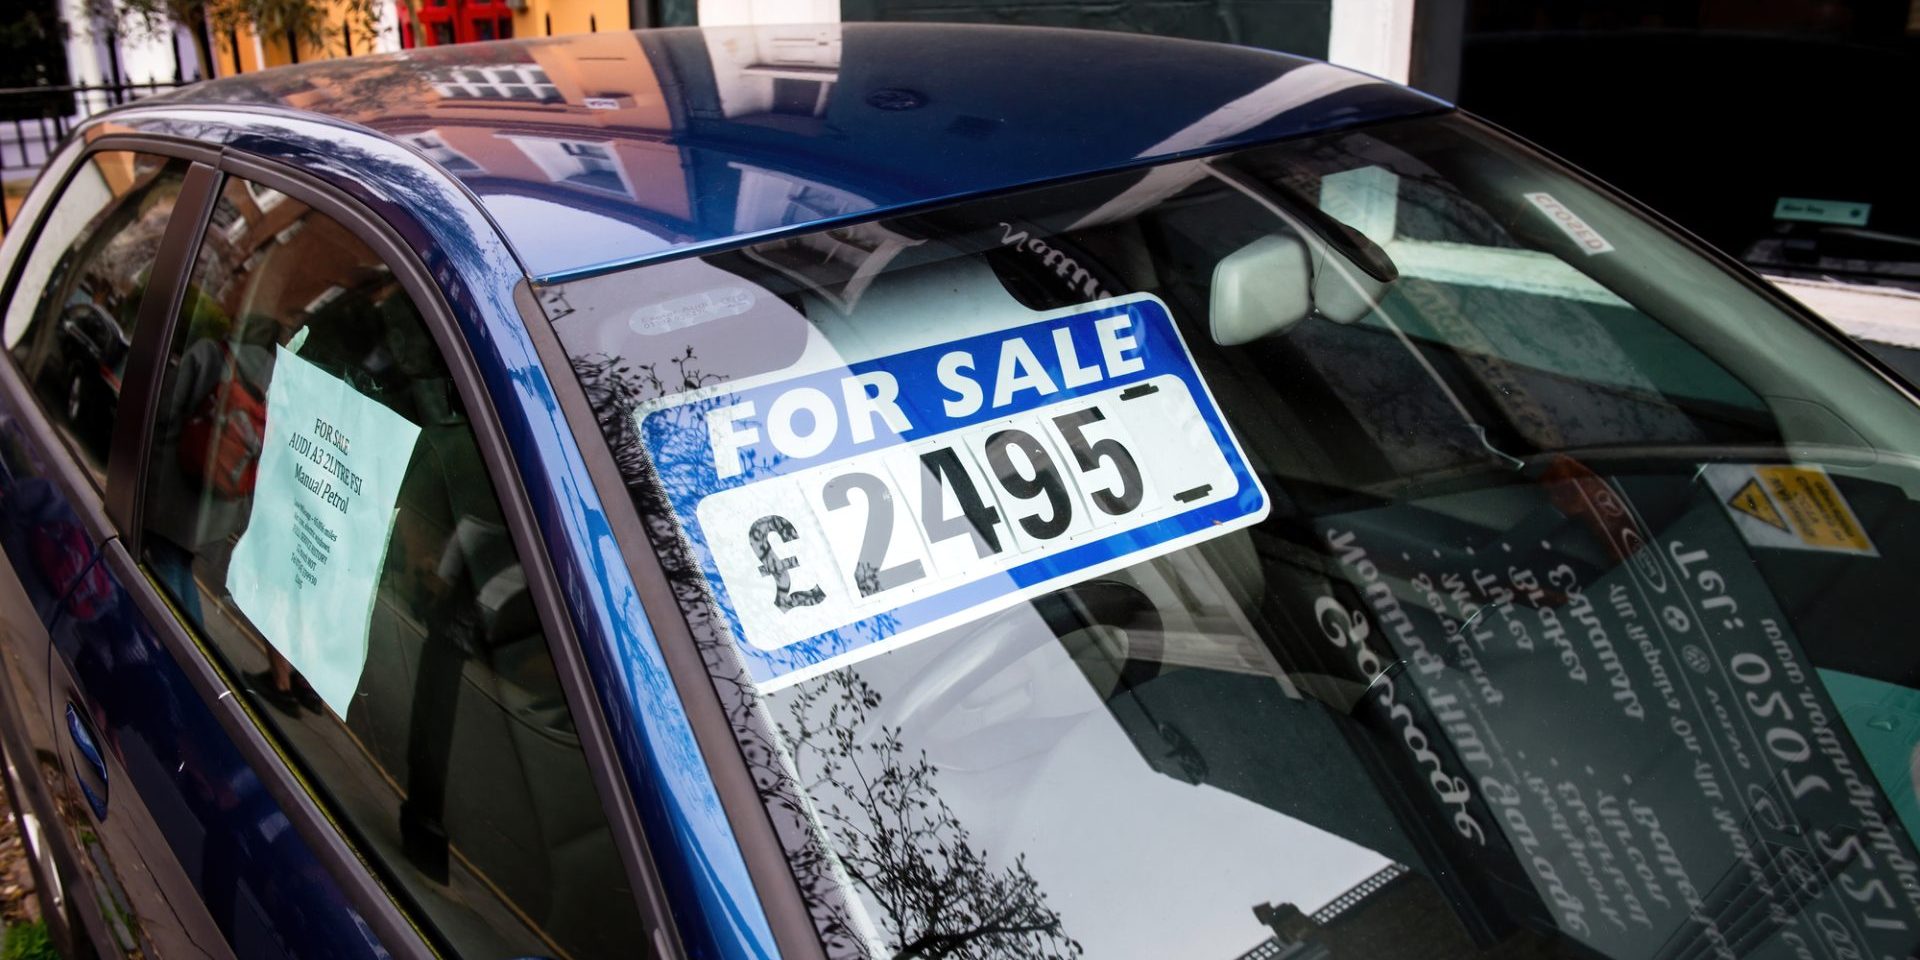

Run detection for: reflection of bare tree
[[783, 671, 1082, 960], [570, 344, 871, 957], [568, 340, 1075, 958], [571, 345, 717, 475]]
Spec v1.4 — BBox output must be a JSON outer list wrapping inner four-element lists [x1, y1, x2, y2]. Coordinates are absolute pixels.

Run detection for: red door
[[461, 0, 514, 42], [406, 0, 513, 46]]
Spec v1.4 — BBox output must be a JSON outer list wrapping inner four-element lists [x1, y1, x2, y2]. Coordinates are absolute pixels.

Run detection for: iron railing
[[1, 78, 193, 234]]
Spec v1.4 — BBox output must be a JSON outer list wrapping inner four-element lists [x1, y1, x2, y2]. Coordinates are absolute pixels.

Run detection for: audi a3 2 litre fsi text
[[4, 22, 1920, 960]]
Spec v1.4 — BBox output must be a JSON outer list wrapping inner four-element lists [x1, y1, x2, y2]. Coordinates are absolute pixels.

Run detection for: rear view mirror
[[1210, 235, 1311, 346], [1206, 162, 1399, 346], [1209, 228, 1394, 346]]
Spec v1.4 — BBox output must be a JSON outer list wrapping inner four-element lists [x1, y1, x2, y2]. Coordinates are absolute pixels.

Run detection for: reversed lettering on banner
[[1525, 192, 1615, 255], [227, 346, 421, 717], [1313, 476, 1919, 960]]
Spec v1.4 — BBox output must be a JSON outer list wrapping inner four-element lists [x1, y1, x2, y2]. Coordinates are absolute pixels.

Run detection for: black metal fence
[[1, 78, 193, 234]]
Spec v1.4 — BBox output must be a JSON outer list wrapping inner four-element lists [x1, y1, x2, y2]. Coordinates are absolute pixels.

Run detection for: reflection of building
[[247, 26, 863, 267], [705, 26, 840, 123], [1238, 864, 1475, 960], [1241, 902, 1331, 960], [1237, 861, 1579, 960], [201, 0, 637, 78]]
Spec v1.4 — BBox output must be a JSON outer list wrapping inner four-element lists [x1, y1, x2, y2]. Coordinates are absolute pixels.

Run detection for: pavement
[[0, 783, 42, 928]]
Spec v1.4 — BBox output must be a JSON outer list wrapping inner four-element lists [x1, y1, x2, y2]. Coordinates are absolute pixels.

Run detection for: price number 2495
[[746, 405, 1145, 612]]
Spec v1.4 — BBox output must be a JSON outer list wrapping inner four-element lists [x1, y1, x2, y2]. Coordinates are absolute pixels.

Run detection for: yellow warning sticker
[[1704, 463, 1876, 555], [1755, 465, 1874, 551], [1727, 478, 1789, 532]]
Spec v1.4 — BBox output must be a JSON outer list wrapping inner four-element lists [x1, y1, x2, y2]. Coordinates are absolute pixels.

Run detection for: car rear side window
[[4, 151, 188, 485], [138, 173, 642, 960]]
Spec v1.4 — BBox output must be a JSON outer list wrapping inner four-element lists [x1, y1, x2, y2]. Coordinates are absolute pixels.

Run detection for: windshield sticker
[[637, 294, 1268, 689], [1704, 463, 1877, 555], [630, 286, 757, 336], [996, 222, 1117, 303], [227, 346, 421, 718], [1525, 192, 1614, 255], [1773, 197, 1871, 227], [1313, 474, 1920, 959]]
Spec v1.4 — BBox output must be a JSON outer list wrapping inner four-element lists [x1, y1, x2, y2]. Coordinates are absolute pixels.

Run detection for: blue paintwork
[[62, 704, 108, 819], [152, 24, 1448, 281], [0, 425, 95, 624], [113, 108, 779, 960], [53, 547, 393, 959]]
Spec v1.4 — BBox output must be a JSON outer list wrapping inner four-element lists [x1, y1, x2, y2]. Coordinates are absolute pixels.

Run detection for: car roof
[[153, 23, 1448, 281]]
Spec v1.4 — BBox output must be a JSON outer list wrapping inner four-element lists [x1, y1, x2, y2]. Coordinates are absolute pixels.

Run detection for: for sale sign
[[636, 294, 1269, 689], [227, 345, 421, 718]]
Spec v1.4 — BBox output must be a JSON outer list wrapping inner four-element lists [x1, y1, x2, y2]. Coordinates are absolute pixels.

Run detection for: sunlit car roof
[[151, 23, 1448, 280]]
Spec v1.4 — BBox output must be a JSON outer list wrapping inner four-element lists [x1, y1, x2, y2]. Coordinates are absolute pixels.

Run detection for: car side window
[[4, 151, 189, 484], [138, 174, 642, 960]]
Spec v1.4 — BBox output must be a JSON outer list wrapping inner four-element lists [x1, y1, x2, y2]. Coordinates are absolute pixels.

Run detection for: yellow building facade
[[209, 0, 636, 78]]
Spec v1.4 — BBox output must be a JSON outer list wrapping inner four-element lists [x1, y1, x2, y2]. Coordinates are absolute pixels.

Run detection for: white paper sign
[[1524, 192, 1614, 255], [228, 346, 421, 717]]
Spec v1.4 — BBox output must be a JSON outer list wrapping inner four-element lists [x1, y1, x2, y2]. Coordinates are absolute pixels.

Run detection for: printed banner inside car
[[1311, 471, 1920, 960]]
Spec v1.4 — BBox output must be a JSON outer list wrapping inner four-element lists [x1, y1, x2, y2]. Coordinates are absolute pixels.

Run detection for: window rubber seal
[[514, 280, 831, 960], [0, 135, 218, 546]]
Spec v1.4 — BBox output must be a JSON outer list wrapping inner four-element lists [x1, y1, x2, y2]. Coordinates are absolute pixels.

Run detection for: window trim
[[147, 146, 674, 960], [106, 159, 222, 540], [515, 285, 834, 960], [22, 131, 668, 960], [0, 139, 218, 546], [507, 288, 694, 960]]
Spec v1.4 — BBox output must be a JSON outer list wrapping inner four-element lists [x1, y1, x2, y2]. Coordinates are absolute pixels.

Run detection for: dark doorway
[[1457, 0, 1920, 289], [1, 0, 74, 122]]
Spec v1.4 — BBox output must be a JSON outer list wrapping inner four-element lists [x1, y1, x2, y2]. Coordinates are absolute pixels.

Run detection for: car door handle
[[65, 703, 110, 820]]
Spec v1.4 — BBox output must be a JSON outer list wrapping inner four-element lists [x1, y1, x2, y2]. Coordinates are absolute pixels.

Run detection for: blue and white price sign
[[638, 294, 1269, 688]]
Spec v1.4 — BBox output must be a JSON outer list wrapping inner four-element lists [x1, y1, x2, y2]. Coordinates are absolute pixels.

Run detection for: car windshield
[[544, 112, 1920, 960]]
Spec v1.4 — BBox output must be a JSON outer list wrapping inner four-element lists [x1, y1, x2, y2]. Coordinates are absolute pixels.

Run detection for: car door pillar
[[106, 159, 222, 552]]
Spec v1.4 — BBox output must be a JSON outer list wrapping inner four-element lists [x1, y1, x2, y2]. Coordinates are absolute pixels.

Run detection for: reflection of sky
[[790, 624, 1390, 960], [559, 257, 811, 379], [479, 194, 675, 264], [583, 242, 1389, 950]]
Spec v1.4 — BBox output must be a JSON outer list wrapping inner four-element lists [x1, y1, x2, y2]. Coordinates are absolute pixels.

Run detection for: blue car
[[6, 22, 1920, 960]]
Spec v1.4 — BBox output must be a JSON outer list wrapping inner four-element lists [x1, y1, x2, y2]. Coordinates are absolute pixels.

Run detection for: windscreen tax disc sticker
[[638, 293, 1269, 689]]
